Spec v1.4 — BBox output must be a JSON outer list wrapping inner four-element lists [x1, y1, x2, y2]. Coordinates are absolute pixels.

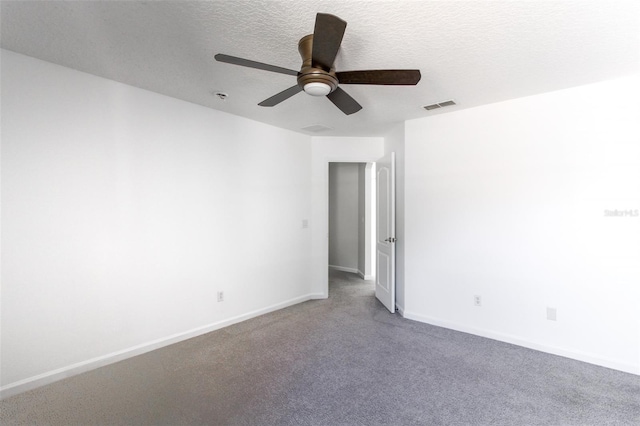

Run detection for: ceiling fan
[[215, 13, 421, 115]]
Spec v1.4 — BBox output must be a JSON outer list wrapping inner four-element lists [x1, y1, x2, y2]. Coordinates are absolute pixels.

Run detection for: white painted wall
[[310, 137, 384, 297], [384, 123, 406, 313], [0, 50, 314, 395], [328, 163, 360, 272], [404, 75, 640, 374]]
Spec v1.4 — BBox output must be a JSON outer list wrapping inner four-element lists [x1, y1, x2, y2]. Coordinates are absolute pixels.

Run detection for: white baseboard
[[308, 293, 327, 300], [329, 265, 358, 274], [328, 265, 373, 280], [395, 304, 405, 317], [403, 311, 640, 376], [0, 293, 322, 400], [357, 270, 374, 280]]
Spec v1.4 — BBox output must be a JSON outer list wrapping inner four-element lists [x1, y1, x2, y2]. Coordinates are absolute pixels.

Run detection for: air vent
[[302, 125, 333, 133], [424, 104, 441, 111], [423, 100, 457, 111]]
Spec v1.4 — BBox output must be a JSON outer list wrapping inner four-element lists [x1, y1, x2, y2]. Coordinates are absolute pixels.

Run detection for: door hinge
[[384, 237, 397, 243]]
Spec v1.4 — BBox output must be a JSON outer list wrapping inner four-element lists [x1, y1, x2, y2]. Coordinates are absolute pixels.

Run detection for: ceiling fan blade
[[336, 70, 422, 85], [214, 54, 299, 76], [326, 87, 362, 115], [311, 13, 347, 71], [258, 85, 303, 107]]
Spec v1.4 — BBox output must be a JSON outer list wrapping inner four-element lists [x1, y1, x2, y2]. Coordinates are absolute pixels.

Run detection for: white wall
[[0, 50, 314, 395], [404, 75, 640, 374], [328, 163, 360, 271], [384, 123, 406, 313], [310, 137, 384, 297]]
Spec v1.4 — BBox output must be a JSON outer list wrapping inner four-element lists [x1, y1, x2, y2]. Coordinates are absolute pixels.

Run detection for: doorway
[[327, 162, 376, 285]]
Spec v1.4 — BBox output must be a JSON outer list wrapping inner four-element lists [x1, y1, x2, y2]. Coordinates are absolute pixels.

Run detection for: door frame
[[327, 161, 376, 280], [320, 156, 380, 298]]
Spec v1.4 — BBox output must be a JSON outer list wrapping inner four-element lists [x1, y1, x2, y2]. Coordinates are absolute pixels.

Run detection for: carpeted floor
[[1, 270, 639, 425]]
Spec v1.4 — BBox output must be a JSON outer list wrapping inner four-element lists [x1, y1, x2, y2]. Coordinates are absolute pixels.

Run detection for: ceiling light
[[304, 82, 332, 97]]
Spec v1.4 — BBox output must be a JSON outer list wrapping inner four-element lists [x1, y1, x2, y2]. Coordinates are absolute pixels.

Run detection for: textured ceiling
[[1, 0, 638, 137]]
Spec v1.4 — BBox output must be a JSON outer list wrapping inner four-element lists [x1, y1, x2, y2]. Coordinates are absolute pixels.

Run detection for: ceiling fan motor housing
[[297, 34, 338, 95]]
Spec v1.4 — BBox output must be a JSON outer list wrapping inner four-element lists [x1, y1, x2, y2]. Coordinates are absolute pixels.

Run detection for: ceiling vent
[[302, 125, 333, 133], [423, 100, 456, 111]]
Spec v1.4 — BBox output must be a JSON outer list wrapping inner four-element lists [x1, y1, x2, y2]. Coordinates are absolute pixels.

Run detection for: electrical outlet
[[217, 291, 224, 302], [474, 295, 482, 306], [546, 307, 557, 321]]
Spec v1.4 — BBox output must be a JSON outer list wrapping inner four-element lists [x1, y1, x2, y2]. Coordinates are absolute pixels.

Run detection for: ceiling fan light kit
[[303, 82, 332, 96], [215, 13, 421, 115]]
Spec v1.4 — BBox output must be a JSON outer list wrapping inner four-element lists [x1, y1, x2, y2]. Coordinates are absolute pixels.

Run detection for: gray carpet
[[2, 270, 639, 425]]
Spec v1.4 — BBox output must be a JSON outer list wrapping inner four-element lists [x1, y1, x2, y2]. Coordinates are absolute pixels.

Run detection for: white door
[[376, 152, 396, 313]]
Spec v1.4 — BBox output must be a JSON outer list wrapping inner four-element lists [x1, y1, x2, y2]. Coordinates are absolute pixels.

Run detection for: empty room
[[1, 1, 639, 425]]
